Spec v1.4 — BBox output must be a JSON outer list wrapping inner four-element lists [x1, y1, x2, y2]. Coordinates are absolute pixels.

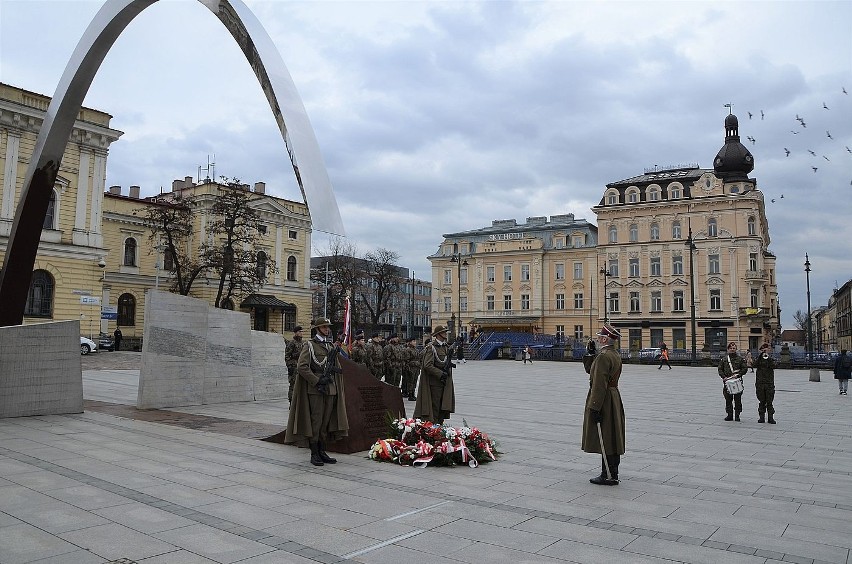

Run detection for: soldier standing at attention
[[719, 342, 748, 422], [383, 334, 399, 386], [350, 331, 367, 367], [284, 318, 348, 466], [284, 326, 305, 404], [414, 326, 455, 424], [403, 337, 420, 401], [581, 324, 625, 486], [754, 342, 776, 423], [365, 333, 384, 380]]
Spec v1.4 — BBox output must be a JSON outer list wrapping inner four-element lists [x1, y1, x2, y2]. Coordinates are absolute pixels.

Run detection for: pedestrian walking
[[523, 345, 533, 364], [746, 350, 755, 373], [754, 342, 776, 423], [581, 324, 625, 486], [284, 318, 348, 466], [719, 342, 747, 421], [455, 335, 466, 364], [113, 328, 122, 351], [834, 349, 852, 395], [657, 342, 672, 370]]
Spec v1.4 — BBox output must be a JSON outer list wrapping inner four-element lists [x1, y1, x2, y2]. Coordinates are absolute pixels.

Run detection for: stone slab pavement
[[1, 358, 850, 563]]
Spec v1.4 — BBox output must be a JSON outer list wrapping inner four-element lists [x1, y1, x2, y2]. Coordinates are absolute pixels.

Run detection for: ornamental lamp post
[[686, 221, 698, 365], [805, 253, 820, 382], [451, 254, 468, 340]]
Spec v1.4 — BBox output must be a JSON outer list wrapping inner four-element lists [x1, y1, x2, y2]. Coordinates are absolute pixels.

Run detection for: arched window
[[747, 216, 756, 235], [256, 251, 267, 279], [24, 270, 54, 317], [43, 190, 56, 229], [607, 191, 618, 205], [629, 224, 638, 242], [628, 190, 638, 203], [672, 221, 682, 239], [123, 238, 137, 266], [118, 293, 136, 326], [648, 188, 659, 201], [708, 218, 718, 237], [669, 185, 682, 199], [650, 223, 660, 241], [287, 256, 297, 281], [608, 225, 618, 243], [163, 248, 174, 271]]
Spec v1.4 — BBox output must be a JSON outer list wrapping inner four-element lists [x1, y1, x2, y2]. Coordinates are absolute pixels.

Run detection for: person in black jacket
[[113, 328, 122, 351], [754, 342, 776, 423]]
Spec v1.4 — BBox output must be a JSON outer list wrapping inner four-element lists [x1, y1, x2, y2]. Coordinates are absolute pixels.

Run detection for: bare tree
[[140, 192, 206, 295], [201, 179, 276, 308], [360, 248, 403, 328], [792, 309, 809, 331], [311, 236, 362, 324]]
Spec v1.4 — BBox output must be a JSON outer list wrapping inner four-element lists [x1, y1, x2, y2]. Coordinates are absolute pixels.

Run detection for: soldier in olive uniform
[[365, 334, 384, 380], [284, 326, 305, 403], [754, 342, 776, 424], [402, 337, 420, 401], [582, 324, 626, 486], [414, 326, 455, 424], [284, 318, 348, 466], [350, 331, 367, 366], [718, 342, 748, 421], [386, 334, 405, 387]]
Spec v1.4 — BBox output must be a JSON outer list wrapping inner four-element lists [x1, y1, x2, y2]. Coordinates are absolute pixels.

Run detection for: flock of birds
[[733, 86, 850, 204]]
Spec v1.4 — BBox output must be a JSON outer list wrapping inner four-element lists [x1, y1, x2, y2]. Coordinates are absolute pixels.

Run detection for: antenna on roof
[[723, 103, 733, 115], [198, 155, 215, 183]]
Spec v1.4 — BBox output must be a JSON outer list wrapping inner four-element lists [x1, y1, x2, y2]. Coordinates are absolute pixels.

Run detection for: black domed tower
[[713, 113, 754, 183]]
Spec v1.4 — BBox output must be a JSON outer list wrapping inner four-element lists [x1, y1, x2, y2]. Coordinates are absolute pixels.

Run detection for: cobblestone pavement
[[82, 351, 142, 371], [2, 360, 851, 563]]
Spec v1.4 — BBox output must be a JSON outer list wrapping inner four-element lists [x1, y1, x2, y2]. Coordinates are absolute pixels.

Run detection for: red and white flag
[[342, 295, 352, 352]]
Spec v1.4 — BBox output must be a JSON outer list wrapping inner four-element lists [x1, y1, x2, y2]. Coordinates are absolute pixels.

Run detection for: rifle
[[316, 345, 342, 394], [440, 342, 457, 384]]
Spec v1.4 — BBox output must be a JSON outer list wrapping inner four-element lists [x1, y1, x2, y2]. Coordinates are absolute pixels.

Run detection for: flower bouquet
[[368, 417, 499, 467]]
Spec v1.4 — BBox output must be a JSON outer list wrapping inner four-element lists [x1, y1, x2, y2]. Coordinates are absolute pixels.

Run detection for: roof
[[239, 294, 296, 311], [606, 166, 706, 188]]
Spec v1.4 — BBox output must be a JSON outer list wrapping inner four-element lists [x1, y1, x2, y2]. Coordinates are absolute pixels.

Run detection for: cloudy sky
[[1, 0, 850, 329]]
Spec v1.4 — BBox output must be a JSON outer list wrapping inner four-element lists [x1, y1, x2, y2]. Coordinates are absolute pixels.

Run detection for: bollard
[[809, 368, 820, 382]]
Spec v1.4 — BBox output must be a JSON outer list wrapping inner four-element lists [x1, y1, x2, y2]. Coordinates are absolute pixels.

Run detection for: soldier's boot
[[734, 412, 741, 422], [767, 410, 776, 424], [309, 442, 324, 466], [758, 411, 765, 423], [724, 413, 733, 421], [317, 442, 337, 464]]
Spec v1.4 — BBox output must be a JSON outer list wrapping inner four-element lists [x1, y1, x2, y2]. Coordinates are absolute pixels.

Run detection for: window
[[444, 269, 452, 285], [574, 292, 584, 309], [288, 230, 297, 239], [672, 255, 683, 275], [673, 290, 684, 311], [609, 292, 620, 313], [258, 225, 267, 235], [443, 296, 451, 312], [629, 224, 638, 242], [486, 266, 495, 283], [573, 262, 583, 280], [608, 259, 619, 277], [556, 325, 565, 342], [572, 235, 585, 247], [521, 264, 530, 281], [608, 225, 618, 243], [650, 256, 661, 276], [24, 270, 54, 317], [287, 256, 297, 281], [118, 293, 136, 326], [628, 190, 638, 203], [503, 295, 512, 310], [503, 265, 512, 282], [708, 218, 718, 237], [670, 186, 682, 199], [123, 237, 137, 267], [607, 192, 618, 205], [649, 188, 659, 201], [574, 325, 584, 340], [748, 216, 756, 236], [521, 294, 529, 310], [555, 263, 565, 280], [629, 258, 639, 277], [630, 291, 640, 312], [460, 268, 468, 285], [708, 254, 720, 274], [672, 221, 681, 239], [650, 223, 660, 240], [163, 248, 174, 271], [486, 295, 495, 310], [710, 288, 721, 311], [749, 253, 758, 272], [651, 291, 662, 312], [460, 296, 468, 312], [750, 288, 759, 308], [555, 293, 565, 310], [256, 251, 267, 279], [43, 190, 56, 229], [651, 329, 664, 347]]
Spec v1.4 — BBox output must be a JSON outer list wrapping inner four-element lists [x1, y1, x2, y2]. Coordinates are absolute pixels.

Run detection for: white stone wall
[[138, 290, 287, 408], [0, 320, 83, 418]]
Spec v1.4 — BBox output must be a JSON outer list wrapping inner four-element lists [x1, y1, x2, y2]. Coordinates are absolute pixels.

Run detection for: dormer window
[[607, 191, 618, 205]]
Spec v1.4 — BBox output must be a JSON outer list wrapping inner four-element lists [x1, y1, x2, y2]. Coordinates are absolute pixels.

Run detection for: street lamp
[[323, 261, 336, 320], [599, 266, 611, 324], [805, 253, 813, 361], [685, 220, 698, 364], [409, 271, 416, 341], [450, 254, 468, 340]]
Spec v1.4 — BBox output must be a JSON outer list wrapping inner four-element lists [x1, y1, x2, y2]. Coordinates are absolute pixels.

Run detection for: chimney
[[172, 179, 184, 191], [184, 176, 194, 187], [129, 185, 140, 199], [109, 185, 121, 195], [254, 181, 266, 194]]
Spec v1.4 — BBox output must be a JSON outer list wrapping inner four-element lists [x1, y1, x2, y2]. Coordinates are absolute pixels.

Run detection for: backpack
[[842, 354, 852, 370]]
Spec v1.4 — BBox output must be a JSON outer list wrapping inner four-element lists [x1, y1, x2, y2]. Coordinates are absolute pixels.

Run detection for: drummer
[[718, 342, 748, 422]]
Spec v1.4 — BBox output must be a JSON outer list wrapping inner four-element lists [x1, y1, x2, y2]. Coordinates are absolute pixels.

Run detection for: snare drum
[[724, 376, 744, 395]]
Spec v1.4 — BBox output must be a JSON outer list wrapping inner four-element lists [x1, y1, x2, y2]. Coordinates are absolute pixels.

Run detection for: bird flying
[[784, 148, 790, 157], [808, 150, 816, 156], [823, 102, 830, 109], [827, 131, 833, 139], [812, 167, 818, 172]]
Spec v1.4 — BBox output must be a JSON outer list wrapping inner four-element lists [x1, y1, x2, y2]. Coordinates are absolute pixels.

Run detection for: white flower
[[444, 427, 458, 439], [458, 427, 472, 438]]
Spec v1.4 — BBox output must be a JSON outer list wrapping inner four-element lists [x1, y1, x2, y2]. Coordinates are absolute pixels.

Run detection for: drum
[[724, 376, 744, 395]]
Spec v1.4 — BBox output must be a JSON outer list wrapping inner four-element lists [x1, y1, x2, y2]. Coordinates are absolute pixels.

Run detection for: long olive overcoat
[[581, 345, 626, 455], [413, 342, 455, 423], [283, 337, 349, 446]]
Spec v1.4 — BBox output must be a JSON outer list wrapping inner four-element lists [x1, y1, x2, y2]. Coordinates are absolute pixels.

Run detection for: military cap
[[431, 325, 448, 337], [596, 323, 621, 340], [311, 318, 332, 329]]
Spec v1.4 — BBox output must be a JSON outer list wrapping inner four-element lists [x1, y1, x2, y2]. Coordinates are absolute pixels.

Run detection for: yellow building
[[430, 214, 599, 343], [1, 83, 314, 344]]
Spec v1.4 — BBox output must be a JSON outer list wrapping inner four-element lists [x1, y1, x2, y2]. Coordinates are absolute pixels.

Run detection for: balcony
[[739, 307, 771, 318], [744, 269, 767, 281]]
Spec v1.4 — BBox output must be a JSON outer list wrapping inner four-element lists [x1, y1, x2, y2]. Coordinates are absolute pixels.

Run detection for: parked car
[[98, 333, 115, 352], [80, 336, 98, 355], [638, 347, 662, 359]]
